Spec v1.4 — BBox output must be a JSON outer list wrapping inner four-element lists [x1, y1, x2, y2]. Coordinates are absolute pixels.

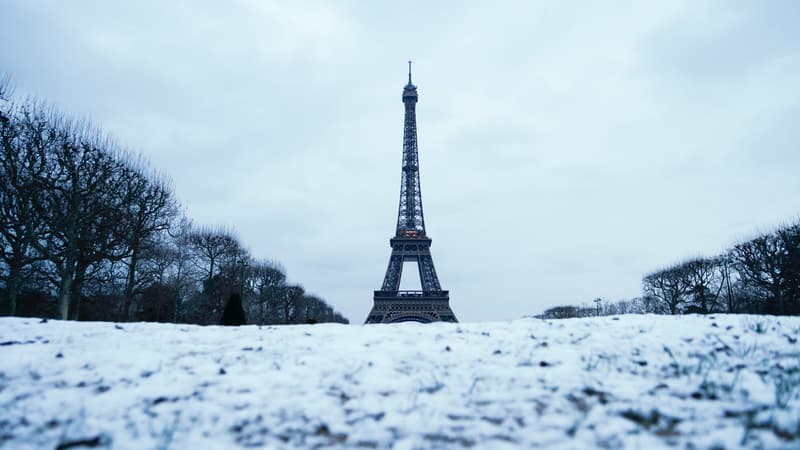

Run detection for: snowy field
[[1, 315, 798, 449]]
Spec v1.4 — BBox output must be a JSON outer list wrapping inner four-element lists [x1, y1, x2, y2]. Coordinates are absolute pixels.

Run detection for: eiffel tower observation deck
[[365, 62, 458, 324]]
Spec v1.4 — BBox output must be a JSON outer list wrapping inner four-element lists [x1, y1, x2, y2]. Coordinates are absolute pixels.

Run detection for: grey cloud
[[1, 1, 798, 322]]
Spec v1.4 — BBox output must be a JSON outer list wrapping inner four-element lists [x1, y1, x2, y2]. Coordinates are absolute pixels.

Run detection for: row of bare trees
[[536, 221, 800, 319], [535, 296, 663, 320], [643, 222, 800, 316], [0, 77, 347, 325]]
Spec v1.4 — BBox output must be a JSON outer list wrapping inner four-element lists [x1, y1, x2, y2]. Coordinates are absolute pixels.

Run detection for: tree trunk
[[69, 266, 86, 321], [723, 262, 735, 313], [4, 252, 25, 315], [57, 274, 72, 320], [172, 285, 182, 323], [668, 297, 678, 315], [260, 297, 265, 326], [123, 248, 139, 321], [698, 289, 709, 314], [5, 267, 19, 316], [208, 257, 215, 284]]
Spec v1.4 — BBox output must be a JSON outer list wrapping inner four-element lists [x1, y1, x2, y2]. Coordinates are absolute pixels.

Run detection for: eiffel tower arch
[[365, 63, 458, 324]]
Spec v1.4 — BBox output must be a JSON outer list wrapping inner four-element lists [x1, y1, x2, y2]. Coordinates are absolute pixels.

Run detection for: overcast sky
[[2, 1, 798, 322]]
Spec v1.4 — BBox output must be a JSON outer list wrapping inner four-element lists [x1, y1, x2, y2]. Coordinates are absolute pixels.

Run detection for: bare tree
[[683, 257, 725, 314], [245, 260, 286, 325], [777, 223, 800, 313], [0, 103, 50, 314], [28, 117, 134, 319], [718, 254, 739, 313], [539, 305, 580, 319], [299, 294, 345, 324], [157, 216, 197, 322], [178, 226, 246, 322], [119, 168, 177, 320], [277, 284, 304, 324], [0, 72, 11, 107], [224, 243, 251, 298], [642, 263, 692, 314], [187, 226, 240, 284], [731, 227, 795, 315]]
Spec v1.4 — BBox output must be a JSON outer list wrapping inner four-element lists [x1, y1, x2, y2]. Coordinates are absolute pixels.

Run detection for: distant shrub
[[220, 293, 246, 326]]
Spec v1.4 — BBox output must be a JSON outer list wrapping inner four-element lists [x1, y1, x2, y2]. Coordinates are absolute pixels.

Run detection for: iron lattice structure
[[365, 63, 458, 324]]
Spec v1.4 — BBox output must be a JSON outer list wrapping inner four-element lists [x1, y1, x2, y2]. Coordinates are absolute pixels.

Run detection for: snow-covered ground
[[1, 315, 798, 449]]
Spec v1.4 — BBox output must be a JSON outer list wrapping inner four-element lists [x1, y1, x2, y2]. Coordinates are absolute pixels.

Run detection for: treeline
[[642, 221, 799, 315], [537, 221, 800, 319], [0, 76, 347, 325], [536, 297, 668, 320]]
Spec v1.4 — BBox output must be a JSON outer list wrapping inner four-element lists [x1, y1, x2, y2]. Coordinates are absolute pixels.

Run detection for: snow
[[1, 315, 798, 449]]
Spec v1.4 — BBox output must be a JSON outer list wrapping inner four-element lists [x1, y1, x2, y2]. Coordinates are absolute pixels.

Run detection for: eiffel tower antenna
[[365, 63, 458, 324]]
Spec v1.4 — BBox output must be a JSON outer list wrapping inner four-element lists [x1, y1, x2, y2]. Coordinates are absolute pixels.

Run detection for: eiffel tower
[[365, 62, 458, 324]]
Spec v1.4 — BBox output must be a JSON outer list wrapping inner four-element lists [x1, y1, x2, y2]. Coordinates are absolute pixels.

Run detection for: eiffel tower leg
[[381, 254, 403, 292], [418, 255, 442, 291]]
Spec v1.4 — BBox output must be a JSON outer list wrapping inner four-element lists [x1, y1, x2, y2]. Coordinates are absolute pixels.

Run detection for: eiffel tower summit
[[365, 62, 458, 324]]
